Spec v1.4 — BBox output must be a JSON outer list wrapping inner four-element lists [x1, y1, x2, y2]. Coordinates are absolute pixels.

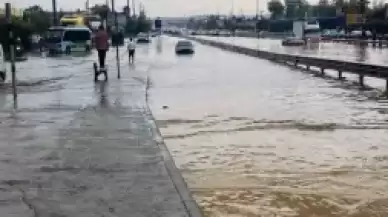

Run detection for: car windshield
[[63, 30, 91, 42], [177, 41, 192, 46], [45, 29, 64, 43]]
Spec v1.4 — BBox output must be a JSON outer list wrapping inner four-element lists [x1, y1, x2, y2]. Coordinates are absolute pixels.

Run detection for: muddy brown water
[[150, 37, 388, 217]]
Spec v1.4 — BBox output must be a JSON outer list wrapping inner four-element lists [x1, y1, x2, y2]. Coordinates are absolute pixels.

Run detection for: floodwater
[[149, 37, 388, 217], [196, 35, 388, 66]]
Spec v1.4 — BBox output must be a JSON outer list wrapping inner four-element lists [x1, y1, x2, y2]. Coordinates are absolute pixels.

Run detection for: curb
[[144, 76, 203, 217]]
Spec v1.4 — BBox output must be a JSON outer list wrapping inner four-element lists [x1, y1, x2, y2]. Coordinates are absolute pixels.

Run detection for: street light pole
[[111, 0, 121, 79], [255, 0, 259, 33], [52, 0, 58, 25], [132, 0, 136, 17], [5, 3, 17, 108]]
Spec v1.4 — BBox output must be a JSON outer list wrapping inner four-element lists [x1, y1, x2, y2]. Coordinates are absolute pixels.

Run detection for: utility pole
[[127, 0, 130, 17], [111, 0, 121, 79], [85, 0, 90, 13], [5, 3, 17, 108], [359, 0, 368, 38], [132, 0, 136, 17], [255, 0, 259, 33], [52, 0, 58, 25]]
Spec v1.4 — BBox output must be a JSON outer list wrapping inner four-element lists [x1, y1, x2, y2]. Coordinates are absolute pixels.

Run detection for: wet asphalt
[[0, 40, 196, 217]]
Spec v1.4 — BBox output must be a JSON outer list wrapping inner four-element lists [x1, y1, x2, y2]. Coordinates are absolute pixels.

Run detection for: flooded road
[[149, 37, 388, 217], [196, 36, 388, 66]]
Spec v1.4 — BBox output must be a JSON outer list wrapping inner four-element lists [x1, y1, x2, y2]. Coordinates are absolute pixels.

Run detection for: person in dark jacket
[[94, 25, 109, 69]]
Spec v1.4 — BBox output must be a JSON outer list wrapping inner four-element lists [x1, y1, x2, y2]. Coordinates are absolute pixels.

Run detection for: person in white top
[[127, 38, 136, 63]]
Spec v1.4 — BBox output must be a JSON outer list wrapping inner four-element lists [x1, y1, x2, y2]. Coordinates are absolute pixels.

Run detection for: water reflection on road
[[150, 37, 388, 217], [196, 36, 388, 66]]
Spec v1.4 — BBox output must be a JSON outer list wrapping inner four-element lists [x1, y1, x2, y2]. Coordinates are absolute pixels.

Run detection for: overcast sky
[[5, 0, 381, 17]]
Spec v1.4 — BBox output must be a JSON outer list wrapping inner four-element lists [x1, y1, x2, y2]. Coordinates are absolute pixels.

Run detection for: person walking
[[94, 25, 110, 70], [127, 38, 136, 64]]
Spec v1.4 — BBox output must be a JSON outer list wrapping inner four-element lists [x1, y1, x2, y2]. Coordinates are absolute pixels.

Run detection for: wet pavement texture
[[149, 37, 388, 217], [196, 36, 388, 66], [0, 44, 191, 216]]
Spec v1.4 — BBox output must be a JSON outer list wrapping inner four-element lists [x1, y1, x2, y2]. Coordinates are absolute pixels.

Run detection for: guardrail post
[[359, 75, 364, 87], [386, 79, 388, 96], [338, 70, 343, 80], [306, 65, 310, 70], [294, 60, 298, 67], [321, 68, 325, 75], [379, 39, 383, 48]]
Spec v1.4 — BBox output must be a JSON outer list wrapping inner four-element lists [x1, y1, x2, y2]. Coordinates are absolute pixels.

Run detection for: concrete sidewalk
[[0, 51, 201, 216]]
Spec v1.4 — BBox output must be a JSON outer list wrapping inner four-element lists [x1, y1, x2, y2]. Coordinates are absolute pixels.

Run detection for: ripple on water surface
[[160, 117, 388, 217]]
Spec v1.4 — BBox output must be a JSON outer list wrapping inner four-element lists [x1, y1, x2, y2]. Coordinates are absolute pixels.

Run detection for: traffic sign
[[155, 18, 162, 29]]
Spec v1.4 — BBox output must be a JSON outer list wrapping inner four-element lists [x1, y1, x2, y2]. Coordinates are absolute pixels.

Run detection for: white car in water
[[0, 45, 6, 81], [175, 40, 194, 54], [136, 32, 151, 43]]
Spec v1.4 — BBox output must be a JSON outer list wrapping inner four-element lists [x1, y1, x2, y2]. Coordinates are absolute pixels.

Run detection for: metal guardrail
[[183, 36, 388, 95], [321, 38, 388, 47]]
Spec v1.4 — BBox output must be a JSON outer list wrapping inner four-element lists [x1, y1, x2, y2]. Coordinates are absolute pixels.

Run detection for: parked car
[[282, 37, 306, 46], [0, 45, 6, 81], [137, 32, 151, 43], [175, 40, 194, 54]]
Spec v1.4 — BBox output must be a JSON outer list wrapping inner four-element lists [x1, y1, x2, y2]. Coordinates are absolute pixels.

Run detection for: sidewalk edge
[[145, 76, 203, 217]]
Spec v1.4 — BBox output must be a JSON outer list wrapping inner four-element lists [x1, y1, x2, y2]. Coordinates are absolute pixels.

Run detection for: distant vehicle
[[304, 19, 321, 41], [349, 30, 372, 38], [175, 40, 194, 54], [137, 32, 151, 43], [150, 31, 159, 37], [60, 14, 102, 31], [45, 26, 92, 54], [321, 29, 345, 38], [0, 45, 5, 81], [219, 30, 232, 37], [282, 37, 306, 46]]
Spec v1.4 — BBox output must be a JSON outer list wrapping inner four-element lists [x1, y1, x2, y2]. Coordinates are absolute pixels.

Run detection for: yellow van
[[60, 15, 85, 26]]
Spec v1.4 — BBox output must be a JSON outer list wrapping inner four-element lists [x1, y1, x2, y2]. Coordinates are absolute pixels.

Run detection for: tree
[[319, 0, 329, 6], [91, 4, 110, 21], [125, 16, 137, 34], [123, 6, 130, 16], [312, 0, 336, 17], [136, 9, 151, 33], [23, 5, 51, 33], [267, 0, 285, 19], [332, 0, 345, 8]]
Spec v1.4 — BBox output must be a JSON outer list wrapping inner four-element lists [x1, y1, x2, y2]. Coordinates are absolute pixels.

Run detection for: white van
[[304, 19, 321, 43], [45, 26, 92, 54], [0, 45, 6, 81]]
